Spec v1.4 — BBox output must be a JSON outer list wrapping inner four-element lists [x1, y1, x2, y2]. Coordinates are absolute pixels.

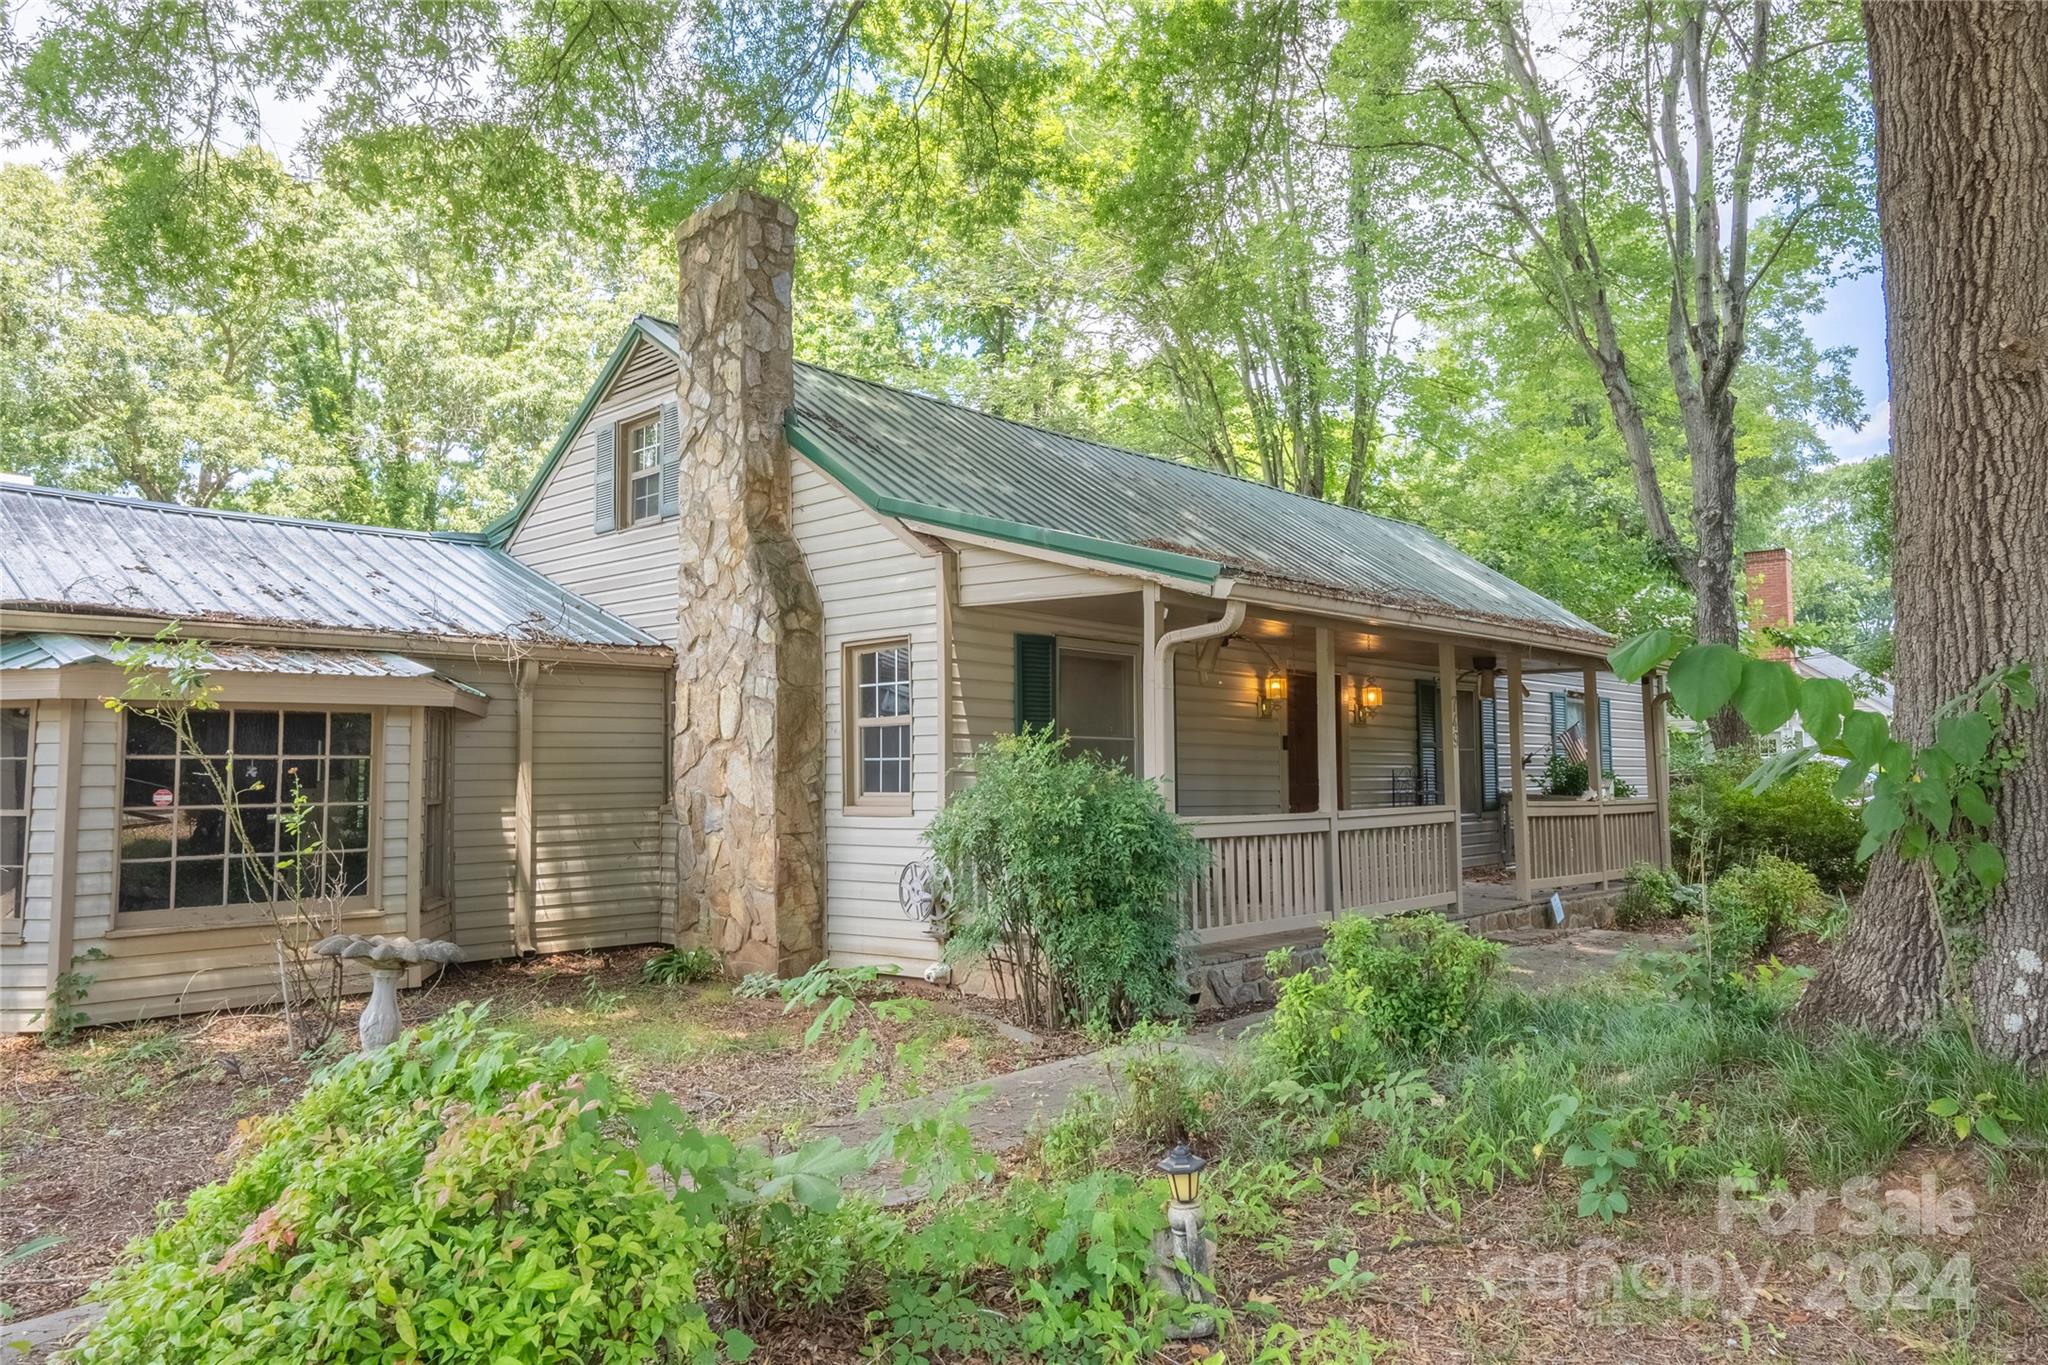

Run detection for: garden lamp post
[[1152, 1143, 1216, 1340]]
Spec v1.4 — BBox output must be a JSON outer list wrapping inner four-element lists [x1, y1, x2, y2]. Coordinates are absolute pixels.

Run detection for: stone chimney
[[1743, 547, 1795, 662], [669, 190, 827, 978]]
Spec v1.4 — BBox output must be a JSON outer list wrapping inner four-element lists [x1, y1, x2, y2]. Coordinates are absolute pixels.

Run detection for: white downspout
[[1144, 599, 1247, 812]]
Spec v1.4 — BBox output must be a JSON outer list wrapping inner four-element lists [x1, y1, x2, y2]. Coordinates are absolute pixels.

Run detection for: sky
[[1808, 273, 1892, 464]]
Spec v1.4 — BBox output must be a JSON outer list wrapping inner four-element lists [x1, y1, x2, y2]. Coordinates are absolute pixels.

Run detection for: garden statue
[[312, 933, 462, 1050]]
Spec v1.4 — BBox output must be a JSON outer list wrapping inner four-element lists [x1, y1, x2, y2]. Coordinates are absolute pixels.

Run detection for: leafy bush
[[1265, 914, 1501, 1088], [73, 1006, 716, 1364], [710, 1190, 901, 1328], [1671, 748, 1864, 888], [1612, 861, 1682, 928], [1542, 750, 1589, 797], [1032, 1088, 1115, 1181], [926, 727, 1205, 1028], [1703, 854, 1824, 965], [641, 945, 721, 985]]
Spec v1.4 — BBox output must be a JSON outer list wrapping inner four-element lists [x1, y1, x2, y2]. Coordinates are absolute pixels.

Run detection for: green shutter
[[1549, 691, 1568, 754], [1600, 696, 1614, 777], [1415, 679, 1439, 805], [1480, 694, 1499, 809], [1014, 634, 1057, 733]]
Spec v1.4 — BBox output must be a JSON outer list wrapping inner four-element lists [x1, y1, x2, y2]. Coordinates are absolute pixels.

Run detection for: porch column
[[1509, 653, 1531, 902], [1140, 584, 1171, 805], [1438, 641, 1462, 913], [1583, 661, 1606, 880], [1645, 674, 1672, 869], [1316, 626, 1339, 918]]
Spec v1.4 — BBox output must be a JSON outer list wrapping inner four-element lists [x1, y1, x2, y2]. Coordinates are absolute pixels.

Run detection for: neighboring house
[[1744, 547, 1894, 746], [0, 191, 1671, 1033]]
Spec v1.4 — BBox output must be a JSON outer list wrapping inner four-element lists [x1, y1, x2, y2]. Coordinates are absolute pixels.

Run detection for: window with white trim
[[119, 708, 373, 915], [1, 707, 28, 937], [623, 416, 661, 525], [848, 641, 912, 807]]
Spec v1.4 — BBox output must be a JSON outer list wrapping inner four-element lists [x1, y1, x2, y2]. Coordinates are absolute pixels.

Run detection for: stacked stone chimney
[[669, 191, 827, 977], [1744, 547, 1795, 662]]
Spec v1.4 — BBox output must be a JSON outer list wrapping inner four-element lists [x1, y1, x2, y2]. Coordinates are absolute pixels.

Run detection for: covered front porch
[[941, 548, 1673, 949]]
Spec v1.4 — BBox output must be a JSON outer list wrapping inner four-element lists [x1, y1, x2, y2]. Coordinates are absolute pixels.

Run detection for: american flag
[[1556, 723, 1589, 764]]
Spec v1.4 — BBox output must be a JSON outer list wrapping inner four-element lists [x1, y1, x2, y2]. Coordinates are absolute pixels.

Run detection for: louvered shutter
[[1014, 635, 1057, 733], [658, 400, 681, 518], [1549, 691, 1568, 754], [593, 423, 617, 533], [1415, 678, 1439, 805], [1480, 694, 1499, 809], [1600, 696, 1614, 777]]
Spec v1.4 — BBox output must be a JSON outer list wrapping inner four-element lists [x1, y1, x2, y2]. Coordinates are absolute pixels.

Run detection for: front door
[[1286, 670, 1319, 813]]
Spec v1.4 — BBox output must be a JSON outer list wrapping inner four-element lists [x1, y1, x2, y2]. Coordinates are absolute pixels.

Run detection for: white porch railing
[[1180, 806, 1460, 945], [1524, 798, 1663, 889]]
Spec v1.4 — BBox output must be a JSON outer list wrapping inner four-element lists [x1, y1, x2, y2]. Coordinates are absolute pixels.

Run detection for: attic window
[[623, 416, 661, 525]]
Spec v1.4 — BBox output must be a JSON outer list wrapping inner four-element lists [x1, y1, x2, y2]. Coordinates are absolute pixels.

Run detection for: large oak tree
[[1800, 0, 2048, 1064]]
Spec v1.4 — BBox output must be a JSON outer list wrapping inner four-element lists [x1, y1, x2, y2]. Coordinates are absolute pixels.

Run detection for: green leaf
[[723, 1329, 758, 1363], [394, 1306, 416, 1350], [1862, 790, 1907, 839], [1936, 712, 1994, 766], [1734, 658, 1801, 733], [1909, 775, 1953, 835], [1608, 628, 1678, 682], [1975, 1113, 2011, 1148], [1957, 783, 1996, 831], [1797, 677, 1854, 743], [1927, 1097, 1961, 1118], [526, 1269, 574, 1293], [1841, 710, 1889, 762], [1967, 841, 2006, 891], [1666, 644, 1746, 721], [1931, 842, 1960, 880]]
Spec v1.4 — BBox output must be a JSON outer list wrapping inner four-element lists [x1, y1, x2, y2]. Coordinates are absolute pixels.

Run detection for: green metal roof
[[495, 315, 1608, 645]]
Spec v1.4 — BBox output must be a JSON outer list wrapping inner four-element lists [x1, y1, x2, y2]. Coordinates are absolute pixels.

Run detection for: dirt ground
[[0, 947, 1078, 1324]]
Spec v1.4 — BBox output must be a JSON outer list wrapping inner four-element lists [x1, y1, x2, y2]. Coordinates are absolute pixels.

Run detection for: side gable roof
[[489, 315, 1609, 647], [2, 485, 662, 650]]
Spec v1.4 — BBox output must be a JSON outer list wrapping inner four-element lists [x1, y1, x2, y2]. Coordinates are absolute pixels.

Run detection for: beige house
[[0, 191, 1669, 1033]]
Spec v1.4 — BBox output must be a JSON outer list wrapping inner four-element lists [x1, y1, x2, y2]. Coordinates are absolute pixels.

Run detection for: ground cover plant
[[0, 949, 1067, 1326]]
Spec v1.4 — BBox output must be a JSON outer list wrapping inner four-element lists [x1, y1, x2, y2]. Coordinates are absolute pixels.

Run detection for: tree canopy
[[0, 0, 1890, 637]]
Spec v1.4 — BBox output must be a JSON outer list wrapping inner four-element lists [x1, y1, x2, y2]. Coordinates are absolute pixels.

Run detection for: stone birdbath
[[312, 933, 462, 1050]]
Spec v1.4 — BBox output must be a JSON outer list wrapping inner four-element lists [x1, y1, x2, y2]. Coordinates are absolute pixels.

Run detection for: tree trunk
[[1800, 0, 2048, 1063]]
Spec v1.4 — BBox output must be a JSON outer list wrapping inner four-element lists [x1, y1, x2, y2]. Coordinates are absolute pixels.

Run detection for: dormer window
[[623, 416, 661, 525]]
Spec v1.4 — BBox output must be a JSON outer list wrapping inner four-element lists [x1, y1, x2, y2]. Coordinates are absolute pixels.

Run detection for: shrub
[[1266, 914, 1501, 1089], [925, 727, 1205, 1028], [711, 1192, 902, 1328], [1032, 1088, 1115, 1181], [1703, 854, 1825, 965], [1613, 861, 1682, 928], [1542, 751, 1589, 797], [1671, 749, 1864, 888], [641, 944, 720, 985], [73, 1006, 716, 1364]]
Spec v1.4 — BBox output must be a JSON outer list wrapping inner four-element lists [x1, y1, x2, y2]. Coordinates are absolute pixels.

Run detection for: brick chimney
[[1744, 548, 1795, 662], [669, 190, 828, 978]]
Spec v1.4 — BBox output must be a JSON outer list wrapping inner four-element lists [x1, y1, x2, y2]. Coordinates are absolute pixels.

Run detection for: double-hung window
[[623, 416, 661, 525], [848, 641, 912, 809], [119, 708, 374, 917], [1, 707, 28, 939], [1055, 645, 1136, 769]]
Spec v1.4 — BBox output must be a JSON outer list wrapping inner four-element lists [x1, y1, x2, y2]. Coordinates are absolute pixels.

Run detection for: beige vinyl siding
[[438, 658, 521, 955], [791, 454, 946, 973], [59, 707, 412, 1026], [506, 338, 685, 644], [530, 663, 667, 953], [0, 705, 57, 1032], [953, 544, 1130, 606], [1509, 671, 1651, 798]]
